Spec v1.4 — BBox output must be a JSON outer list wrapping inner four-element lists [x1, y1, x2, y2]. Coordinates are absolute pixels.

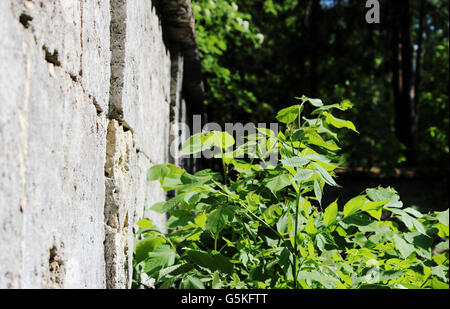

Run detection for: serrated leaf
[[147, 164, 170, 181], [276, 105, 302, 124], [305, 131, 341, 151], [194, 212, 207, 227], [362, 200, 388, 211], [430, 277, 449, 289], [403, 207, 423, 218], [158, 264, 183, 280], [150, 194, 185, 214], [378, 270, 406, 282], [203, 131, 235, 150], [324, 199, 338, 227], [185, 250, 233, 275], [205, 207, 235, 234], [181, 133, 208, 155], [323, 111, 358, 133], [281, 156, 310, 167], [136, 218, 153, 229], [343, 195, 367, 218], [312, 162, 339, 187], [436, 209, 449, 227], [392, 234, 415, 259], [313, 179, 322, 205], [305, 216, 318, 235], [366, 187, 398, 202], [135, 236, 166, 264], [293, 169, 314, 182], [277, 213, 289, 235], [143, 245, 176, 273], [266, 174, 291, 195], [180, 275, 205, 289], [296, 95, 324, 107], [212, 271, 222, 289]]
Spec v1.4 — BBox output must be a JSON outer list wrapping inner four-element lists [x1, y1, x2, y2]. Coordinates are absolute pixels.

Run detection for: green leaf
[[203, 131, 235, 150], [378, 270, 406, 282], [297, 270, 336, 288], [305, 131, 341, 151], [362, 200, 388, 211], [194, 212, 207, 227], [436, 209, 449, 227], [185, 250, 233, 275], [276, 105, 302, 124], [411, 218, 426, 235], [180, 275, 205, 289], [312, 162, 339, 187], [135, 236, 166, 264], [205, 206, 235, 234], [403, 207, 423, 218], [166, 210, 194, 229], [392, 234, 415, 259], [343, 195, 367, 218], [212, 271, 222, 289], [143, 245, 176, 273], [147, 164, 170, 181], [305, 216, 317, 235], [431, 265, 449, 282], [263, 204, 283, 224], [158, 264, 184, 280], [277, 213, 289, 235], [342, 212, 373, 227], [366, 186, 398, 202], [365, 208, 382, 220], [266, 174, 291, 195], [323, 199, 338, 227], [313, 179, 322, 205], [281, 156, 309, 167], [181, 133, 208, 155], [293, 169, 314, 182], [323, 111, 358, 133], [430, 277, 449, 289], [150, 194, 185, 214], [306, 98, 324, 107], [136, 218, 153, 229], [296, 95, 324, 107]]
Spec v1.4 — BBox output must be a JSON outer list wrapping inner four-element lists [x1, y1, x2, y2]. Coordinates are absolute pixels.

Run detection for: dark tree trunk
[[414, 0, 426, 143], [392, 0, 417, 166], [308, 0, 320, 97]]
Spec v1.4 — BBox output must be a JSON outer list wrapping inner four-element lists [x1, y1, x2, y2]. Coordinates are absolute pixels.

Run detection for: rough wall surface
[[0, 0, 109, 288], [0, 0, 200, 289]]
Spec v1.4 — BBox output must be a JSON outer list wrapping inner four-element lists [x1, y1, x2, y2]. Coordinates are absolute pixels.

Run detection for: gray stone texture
[[1, 0, 108, 288], [0, 0, 200, 288]]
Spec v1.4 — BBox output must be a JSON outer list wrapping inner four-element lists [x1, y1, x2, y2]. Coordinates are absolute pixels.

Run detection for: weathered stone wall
[[0, 0, 201, 289]]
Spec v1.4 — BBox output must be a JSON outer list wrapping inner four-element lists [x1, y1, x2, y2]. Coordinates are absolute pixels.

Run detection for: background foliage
[[193, 0, 449, 171]]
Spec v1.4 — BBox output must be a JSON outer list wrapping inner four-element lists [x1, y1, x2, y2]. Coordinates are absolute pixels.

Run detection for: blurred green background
[[191, 0, 449, 211]]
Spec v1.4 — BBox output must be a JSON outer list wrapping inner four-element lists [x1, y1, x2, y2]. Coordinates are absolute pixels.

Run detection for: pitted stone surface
[[0, 0, 200, 289], [1, 0, 108, 289]]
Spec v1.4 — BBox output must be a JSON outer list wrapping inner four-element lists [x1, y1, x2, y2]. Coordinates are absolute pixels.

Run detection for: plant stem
[[293, 187, 301, 289], [214, 232, 219, 251], [221, 148, 228, 187]]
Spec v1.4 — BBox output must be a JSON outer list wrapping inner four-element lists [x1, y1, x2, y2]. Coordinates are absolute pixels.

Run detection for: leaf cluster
[[133, 97, 449, 289]]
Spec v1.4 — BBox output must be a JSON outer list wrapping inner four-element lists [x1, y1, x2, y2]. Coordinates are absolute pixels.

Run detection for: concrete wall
[[0, 0, 201, 289]]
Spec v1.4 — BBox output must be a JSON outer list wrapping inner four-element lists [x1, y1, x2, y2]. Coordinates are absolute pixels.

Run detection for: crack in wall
[[17, 2, 100, 117]]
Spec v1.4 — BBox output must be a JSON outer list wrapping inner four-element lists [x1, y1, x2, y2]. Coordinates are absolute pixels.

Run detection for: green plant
[[133, 96, 449, 289]]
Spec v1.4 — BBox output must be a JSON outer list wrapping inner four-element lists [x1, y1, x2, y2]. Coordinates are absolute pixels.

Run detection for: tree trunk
[[392, 0, 417, 166], [414, 0, 426, 145], [308, 0, 320, 96]]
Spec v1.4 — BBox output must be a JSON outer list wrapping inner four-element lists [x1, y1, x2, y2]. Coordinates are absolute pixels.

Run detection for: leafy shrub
[[133, 96, 449, 289]]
